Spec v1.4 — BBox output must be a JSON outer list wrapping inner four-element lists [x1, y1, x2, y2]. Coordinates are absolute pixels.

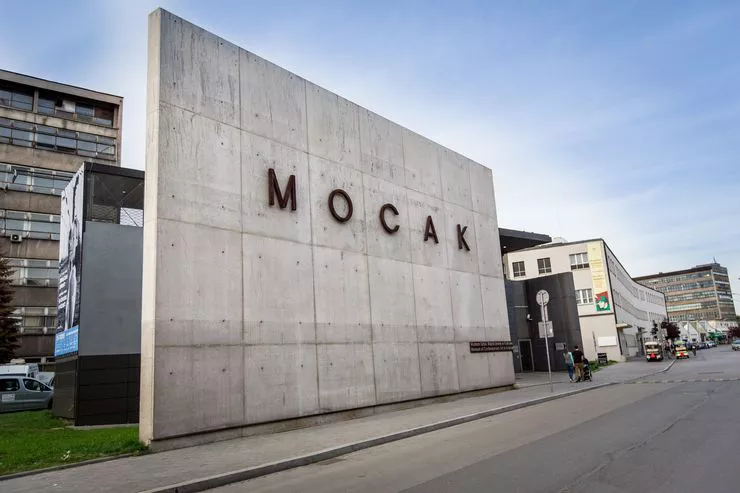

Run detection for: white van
[[0, 363, 40, 379]]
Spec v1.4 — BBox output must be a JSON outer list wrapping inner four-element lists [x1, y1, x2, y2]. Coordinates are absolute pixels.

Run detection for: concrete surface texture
[[141, 9, 510, 444]]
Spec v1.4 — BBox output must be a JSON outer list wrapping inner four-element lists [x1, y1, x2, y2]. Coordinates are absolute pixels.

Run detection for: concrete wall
[[79, 222, 143, 356], [141, 9, 512, 444]]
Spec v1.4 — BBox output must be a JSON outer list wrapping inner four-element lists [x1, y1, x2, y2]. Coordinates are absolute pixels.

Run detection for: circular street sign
[[536, 290, 550, 306]]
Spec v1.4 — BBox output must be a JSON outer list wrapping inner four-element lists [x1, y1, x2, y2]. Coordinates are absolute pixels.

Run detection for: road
[[210, 347, 740, 493]]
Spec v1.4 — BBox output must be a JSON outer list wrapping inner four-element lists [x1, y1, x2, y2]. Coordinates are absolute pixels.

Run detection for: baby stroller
[[581, 358, 593, 382]]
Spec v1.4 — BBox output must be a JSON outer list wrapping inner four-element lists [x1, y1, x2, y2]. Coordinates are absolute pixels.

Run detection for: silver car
[[0, 376, 54, 412]]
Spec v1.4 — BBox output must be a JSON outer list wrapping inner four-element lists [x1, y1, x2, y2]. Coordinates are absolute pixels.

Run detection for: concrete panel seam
[[137, 383, 615, 493], [238, 53, 247, 427], [360, 165, 380, 407], [304, 76, 322, 412]]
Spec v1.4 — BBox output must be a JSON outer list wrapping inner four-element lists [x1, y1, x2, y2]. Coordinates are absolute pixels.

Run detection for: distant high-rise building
[[634, 263, 736, 322], [0, 69, 122, 367]]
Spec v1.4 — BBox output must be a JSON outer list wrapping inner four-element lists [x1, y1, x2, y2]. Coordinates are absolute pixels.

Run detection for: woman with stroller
[[572, 345, 585, 382]]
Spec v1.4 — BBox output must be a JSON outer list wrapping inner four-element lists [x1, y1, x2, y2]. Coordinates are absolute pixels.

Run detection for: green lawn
[[0, 411, 147, 476]]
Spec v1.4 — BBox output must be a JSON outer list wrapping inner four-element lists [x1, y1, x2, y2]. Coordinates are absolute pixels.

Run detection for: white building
[[503, 239, 667, 362]]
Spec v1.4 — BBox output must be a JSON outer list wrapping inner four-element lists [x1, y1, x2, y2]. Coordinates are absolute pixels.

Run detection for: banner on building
[[587, 242, 611, 312], [55, 168, 84, 357]]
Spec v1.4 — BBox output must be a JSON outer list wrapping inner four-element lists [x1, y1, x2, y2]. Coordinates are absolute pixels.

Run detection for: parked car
[[0, 376, 53, 412], [675, 344, 690, 359], [732, 340, 740, 351]]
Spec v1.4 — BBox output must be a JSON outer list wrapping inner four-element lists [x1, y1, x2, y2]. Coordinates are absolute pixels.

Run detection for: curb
[[625, 359, 676, 381], [0, 453, 136, 482], [138, 382, 615, 493]]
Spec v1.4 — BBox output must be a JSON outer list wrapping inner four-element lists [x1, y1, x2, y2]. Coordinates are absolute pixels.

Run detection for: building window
[[570, 252, 589, 270], [0, 163, 73, 196], [575, 288, 594, 305], [537, 258, 552, 274], [13, 306, 57, 335], [7, 258, 59, 287], [0, 117, 116, 160], [512, 261, 526, 278], [0, 209, 60, 240], [37, 94, 115, 127], [0, 87, 33, 111]]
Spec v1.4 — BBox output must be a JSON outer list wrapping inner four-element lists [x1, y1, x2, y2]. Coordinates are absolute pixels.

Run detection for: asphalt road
[[210, 347, 740, 493]]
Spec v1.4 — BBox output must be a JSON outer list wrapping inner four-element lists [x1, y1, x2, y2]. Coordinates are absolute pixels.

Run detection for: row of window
[[667, 301, 719, 313], [713, 274, 730, 284], [0, 117, 116, 160], [0, 88, 33, 111], [613, 289, 649, 321], [1, 85, 115, 127], [575, 288, 593, 305], [671, 311, 721, 322], [666, 290, 717, 303], [0, 163, 73, 196], [661, 280, 715, 293], [0, 209, 61, 240], [38, 96, 114, 126], [13, 306, 57, 334], [8, 258, 59, 287]]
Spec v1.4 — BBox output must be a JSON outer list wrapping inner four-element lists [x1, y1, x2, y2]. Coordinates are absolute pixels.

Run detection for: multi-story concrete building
[[503, 239, 667, 362], [634, 263, 736, 323], [0, 70, 122, 367]]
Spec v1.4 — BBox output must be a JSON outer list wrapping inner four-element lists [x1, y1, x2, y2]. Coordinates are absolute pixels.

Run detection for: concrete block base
[[148, 384, 514, 452]]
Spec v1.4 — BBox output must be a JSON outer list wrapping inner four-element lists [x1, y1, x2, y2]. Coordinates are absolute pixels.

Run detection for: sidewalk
[[0, 361, 672, 493]]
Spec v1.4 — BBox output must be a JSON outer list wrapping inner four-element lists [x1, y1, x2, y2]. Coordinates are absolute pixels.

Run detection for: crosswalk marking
[[625, 377, 740, 384]]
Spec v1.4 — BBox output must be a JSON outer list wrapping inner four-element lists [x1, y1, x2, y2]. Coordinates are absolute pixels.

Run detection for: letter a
[[424, 216, 439, 244], [268, 168, 296, 211], [457, 224, 470, 251]]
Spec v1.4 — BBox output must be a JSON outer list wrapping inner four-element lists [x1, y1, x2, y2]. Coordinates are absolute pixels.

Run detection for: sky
[[1, 1, 739, 311]]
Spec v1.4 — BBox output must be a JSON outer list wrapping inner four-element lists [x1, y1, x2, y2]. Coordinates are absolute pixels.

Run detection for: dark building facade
[[507, 272, 583, 373], [0, 70, 122, 367], [53, 163, 142, 425], [635, 263, 736, 322]]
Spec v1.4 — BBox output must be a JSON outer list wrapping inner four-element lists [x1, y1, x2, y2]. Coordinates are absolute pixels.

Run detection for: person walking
[[572, 345, 585, 382], [563, 347, 575, 382]]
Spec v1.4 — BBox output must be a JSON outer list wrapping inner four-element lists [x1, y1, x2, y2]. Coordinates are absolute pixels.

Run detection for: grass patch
[[0, 411, 147, 476]]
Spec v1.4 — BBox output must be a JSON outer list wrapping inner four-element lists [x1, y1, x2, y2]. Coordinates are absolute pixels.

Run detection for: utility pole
[[536, 290, 553, 393]]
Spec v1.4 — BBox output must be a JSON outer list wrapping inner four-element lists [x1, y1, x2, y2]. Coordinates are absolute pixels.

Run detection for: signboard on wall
[[587, 242, 611, 312], [55, 168, 84, 357]]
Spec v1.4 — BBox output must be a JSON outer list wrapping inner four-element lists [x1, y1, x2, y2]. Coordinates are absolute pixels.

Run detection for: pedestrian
[[563, 347, 575, 382], [572, 345, 585, 382]]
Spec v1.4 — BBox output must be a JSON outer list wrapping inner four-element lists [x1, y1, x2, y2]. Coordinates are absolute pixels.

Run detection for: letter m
[[268, 168, 296, 211]]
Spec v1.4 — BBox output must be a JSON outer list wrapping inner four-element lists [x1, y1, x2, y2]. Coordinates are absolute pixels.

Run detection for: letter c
[[379, 203, 400, 234]]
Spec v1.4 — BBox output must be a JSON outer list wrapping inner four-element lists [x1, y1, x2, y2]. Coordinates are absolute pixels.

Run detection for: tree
[[0, 256, 20, 363], [727, 326, 740, 341], [661, 320, 681, 341]]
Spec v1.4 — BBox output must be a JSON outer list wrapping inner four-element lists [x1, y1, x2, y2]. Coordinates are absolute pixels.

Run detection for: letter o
[[379, 203, 400, 234], [328, 189, 353, 223]]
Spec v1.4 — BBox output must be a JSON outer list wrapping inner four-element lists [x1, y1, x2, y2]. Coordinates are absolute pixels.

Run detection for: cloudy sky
[[2, 1, 739, 310]]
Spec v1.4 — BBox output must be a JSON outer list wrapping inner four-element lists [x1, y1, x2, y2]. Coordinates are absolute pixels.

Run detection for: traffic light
[[651, 321, 659, 337]]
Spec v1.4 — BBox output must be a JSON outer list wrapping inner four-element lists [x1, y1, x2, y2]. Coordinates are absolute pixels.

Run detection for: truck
[[0, 363, 40, 379], [644, 341, 663, 362]]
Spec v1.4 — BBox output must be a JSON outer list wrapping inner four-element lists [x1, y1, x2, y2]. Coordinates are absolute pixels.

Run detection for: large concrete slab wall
[[141, 8, 512, 444]]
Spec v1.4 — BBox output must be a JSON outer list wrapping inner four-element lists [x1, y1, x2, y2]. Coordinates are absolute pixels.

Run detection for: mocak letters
[[268, 168, 471, 251]]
